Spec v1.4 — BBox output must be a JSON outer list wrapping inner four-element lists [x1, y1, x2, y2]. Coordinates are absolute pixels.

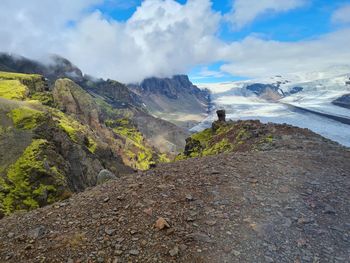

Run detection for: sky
[[0, 0, 350, 84]]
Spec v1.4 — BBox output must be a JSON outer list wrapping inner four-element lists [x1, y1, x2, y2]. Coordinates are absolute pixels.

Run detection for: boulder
[[97, 169, 117, 185]]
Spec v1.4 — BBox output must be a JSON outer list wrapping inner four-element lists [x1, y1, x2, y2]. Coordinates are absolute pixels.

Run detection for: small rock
[[169, 246, 179, 257], [7, 232, 15, 238], [67, 259, 74, 263], [279, 186, 289, 193], [103, 197, 110, 203], [324, 204, 336, 214], [105, 228, 116, 236], [205, 220, 217, 226], [232, 250, 241, 257], [28, 226, 46, 239], [185, 194, 194, 201], [129, 250, 139, 256], [154, 217, 170, 230], [115, 250, 123, 256], [25, 244, 34, 250], [97, 257, 104, 263], [130, 229, 138, 235], [97, 169, 117, 185], [116, 238, 125, 243], [143, 208, 153, 216]]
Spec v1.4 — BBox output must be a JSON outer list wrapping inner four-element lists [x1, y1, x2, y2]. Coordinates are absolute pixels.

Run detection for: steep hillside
[[0, 71, 176, 217], [129, 75, 210, 129], [0, 119, 348, 262]]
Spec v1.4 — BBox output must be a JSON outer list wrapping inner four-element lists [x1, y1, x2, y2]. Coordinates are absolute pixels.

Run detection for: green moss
[[1, 140, 45, 214], [107, 118, 155, 170], [8, 107, 45, 130], [264, 134, 274, 143], [191, 128, 212, 146], [235, 128, 250, 141], [0, 71, 42, 81], [158, 153, 170, 163], [52, 110, 83, 142], [87, 137, 97, 153], [0, 139, 66, 215], [202, 139, 233, 156], [0, 79, 28, 100], [30, 92, 55, 106]]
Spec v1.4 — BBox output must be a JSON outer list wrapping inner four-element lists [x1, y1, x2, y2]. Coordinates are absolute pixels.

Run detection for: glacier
[[194, 67, 350, 147]]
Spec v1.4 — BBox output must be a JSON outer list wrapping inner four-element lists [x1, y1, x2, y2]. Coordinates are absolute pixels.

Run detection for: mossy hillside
[[29, 91, 55, 107], [0, 79, 29, 100], [0, 71, 42, 81], [0, 71, 46, 93], [0, 139, 68, 215], [8, 106, 46, 130], [106, 118, 164, 170], [178, 120, 276, 160]]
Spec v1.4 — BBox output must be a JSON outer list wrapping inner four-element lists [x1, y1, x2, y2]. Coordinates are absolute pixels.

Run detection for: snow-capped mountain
[[194, 66, 350, 147]]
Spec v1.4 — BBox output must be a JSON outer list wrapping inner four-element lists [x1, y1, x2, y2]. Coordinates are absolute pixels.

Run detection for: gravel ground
[[0, 137, 349, 262]]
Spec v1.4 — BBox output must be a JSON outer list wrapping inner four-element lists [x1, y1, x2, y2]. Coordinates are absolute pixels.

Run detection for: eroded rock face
[[53, 79, 101, 129]]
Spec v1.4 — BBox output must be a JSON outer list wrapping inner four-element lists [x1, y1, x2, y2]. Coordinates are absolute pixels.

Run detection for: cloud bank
[[0, 0, 349, 83], [225, 0, 307, 30]]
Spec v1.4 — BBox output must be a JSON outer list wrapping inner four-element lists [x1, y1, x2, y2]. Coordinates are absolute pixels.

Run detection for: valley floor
[[0, 143, 349, 262]]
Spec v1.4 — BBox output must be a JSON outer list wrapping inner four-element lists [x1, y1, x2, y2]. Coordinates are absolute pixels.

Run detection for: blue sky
[[91, 0, 350, 83], [1, 0, 350, 83]]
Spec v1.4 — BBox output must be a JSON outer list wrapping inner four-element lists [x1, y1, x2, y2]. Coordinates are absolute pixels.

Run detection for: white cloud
[[220, 28, 350, 78], [0, 0, 102, 59], [226, 0, 307, 30], [64, 0, 222, 83], [332, 4, 350, 25], [0, 0, 349, 83]]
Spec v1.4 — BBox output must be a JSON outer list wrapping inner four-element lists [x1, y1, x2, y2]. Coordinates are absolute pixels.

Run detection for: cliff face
[[129, 75, 210, 129]]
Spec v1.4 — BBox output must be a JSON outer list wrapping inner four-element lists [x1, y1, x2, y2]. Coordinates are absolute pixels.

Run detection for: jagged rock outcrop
[[53, 79, 101, 129], [129, 75, 210, 128]]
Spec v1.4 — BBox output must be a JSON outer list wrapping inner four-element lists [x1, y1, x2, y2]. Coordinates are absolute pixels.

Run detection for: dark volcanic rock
[[246, 83, 284, 101], [332, 94, 350, 109]]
